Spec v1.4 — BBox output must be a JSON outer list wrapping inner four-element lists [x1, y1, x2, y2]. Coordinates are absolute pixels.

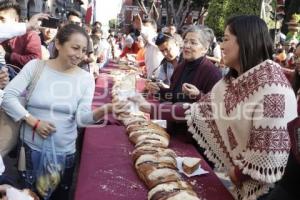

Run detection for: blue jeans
[[19, 142, 75, 200]]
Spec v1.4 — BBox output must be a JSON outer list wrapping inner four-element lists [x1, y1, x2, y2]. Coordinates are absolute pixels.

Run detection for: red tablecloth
[[74, 125, 234, 200]]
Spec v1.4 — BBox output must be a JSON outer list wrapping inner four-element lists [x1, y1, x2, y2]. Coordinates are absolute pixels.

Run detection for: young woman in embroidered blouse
[[187, 15, 297, 200], [129, 15, 297, 200], [2, 24, 114, 199]]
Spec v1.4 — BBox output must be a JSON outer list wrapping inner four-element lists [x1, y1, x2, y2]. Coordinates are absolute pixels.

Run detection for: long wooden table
[[74, 63, 234, 200]]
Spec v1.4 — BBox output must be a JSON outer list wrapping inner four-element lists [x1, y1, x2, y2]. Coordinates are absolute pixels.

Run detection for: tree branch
[[136, 0, 148, 15], [151, 2, 159, 21], [176, 0, 185, 17], [169, 0, 177, 25], [179, 0, 192, 28]]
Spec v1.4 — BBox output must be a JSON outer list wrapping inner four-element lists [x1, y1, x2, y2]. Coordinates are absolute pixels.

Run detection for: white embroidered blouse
[[185, 60, 297, 200]]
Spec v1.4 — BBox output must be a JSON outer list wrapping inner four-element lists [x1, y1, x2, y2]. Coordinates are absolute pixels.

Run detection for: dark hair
[[155, 32, 175, 46], [67, 9, 82, 19], [93, 21, 102, 27], [91, 27, 102, 35], [292, 42, 300, 94], [0, 0, 20, 17], [143, 18, 157, 31], [53, 24, 89, 58], [224, 15, 273, 79]]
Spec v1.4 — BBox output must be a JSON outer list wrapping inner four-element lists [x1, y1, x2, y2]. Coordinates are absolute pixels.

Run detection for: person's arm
[[2, 60, 38, 121], [2, 60, 56, 139], [0, 23, 26, 43], [0, 13, 48, 43], [129, 94, 186, 122], [135, 14, 156, 46], [76, 74, 112, 126]]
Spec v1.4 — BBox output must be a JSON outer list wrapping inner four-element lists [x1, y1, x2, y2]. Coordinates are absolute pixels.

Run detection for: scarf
[[185, 60, 297, 200]]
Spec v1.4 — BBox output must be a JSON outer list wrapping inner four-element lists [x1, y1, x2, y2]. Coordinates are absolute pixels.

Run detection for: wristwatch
[[24, 113, 31, 120]]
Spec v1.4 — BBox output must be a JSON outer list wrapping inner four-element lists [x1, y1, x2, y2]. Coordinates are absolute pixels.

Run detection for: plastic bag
[[35, 136, 65, 199]]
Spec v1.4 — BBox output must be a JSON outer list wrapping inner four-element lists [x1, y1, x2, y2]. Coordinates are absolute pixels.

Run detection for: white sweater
[[2, 59, 96, 154]]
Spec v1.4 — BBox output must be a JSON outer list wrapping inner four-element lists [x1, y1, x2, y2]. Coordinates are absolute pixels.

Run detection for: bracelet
[[32, 119, 40, 141]]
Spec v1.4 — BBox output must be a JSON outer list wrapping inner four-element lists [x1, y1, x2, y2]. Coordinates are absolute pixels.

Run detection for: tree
[[134, 0, 159, 21], [134, 0, 209, 29], [164, 0, 209, 28], [206, 0, 262, 37], [109, 19, 118, 29], [205, 0, 228, 38]]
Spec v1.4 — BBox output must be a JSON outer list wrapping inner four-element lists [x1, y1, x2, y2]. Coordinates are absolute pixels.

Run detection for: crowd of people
[[0, 0, 298, 200]]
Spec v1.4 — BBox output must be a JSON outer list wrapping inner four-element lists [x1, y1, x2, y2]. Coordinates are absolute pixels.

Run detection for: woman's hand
[[229, 166, 239, 186], [146, 80, 160, 94], [26, 13, 49, 31], [128, 94, 151, 113], [182, 83, 200, 97], [35, 120, 56, 139], [0, 184, 11, 200]]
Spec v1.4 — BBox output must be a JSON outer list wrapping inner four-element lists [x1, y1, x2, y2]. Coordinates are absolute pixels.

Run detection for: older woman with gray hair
[[147, 24, 222, 103], [132, 25, 222, 147]]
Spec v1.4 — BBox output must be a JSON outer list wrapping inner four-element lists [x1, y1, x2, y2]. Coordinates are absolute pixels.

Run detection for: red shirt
[[119, 42, 140, 58], [2, 31, 41, 68]]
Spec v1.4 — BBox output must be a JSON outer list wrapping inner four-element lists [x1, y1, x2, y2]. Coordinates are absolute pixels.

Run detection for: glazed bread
[[123, 116, 147, 127], [129, 130, 170, 141], [132, 146, 176, 163], [129, 133, 169, 146], [144, 168, 182, 189], [135, 139, 169, 148], [126, 121, 150, 133], [135, 154, 177, 170], [182, 157, 201, 174], [148, 181, 197, 200]]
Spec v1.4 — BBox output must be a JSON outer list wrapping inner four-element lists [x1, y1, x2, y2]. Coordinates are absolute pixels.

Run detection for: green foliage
[[225, 0, 261, 19], [205, 0, 261, 37], [109, 19, 117, 29], [292, 13, 300, 22], [205, 0, 228, 38]]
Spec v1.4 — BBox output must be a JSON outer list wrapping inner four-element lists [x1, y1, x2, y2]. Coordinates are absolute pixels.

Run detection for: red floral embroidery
[[224, 62, 290, 115], [263, 94, 285, 118], [247, 126, 290, 153], [197, 94, 233, 165], [227, 127, 238, 150]]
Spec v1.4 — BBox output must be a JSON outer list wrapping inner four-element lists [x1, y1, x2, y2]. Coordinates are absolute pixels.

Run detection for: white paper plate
[[176, 157, 209, 177]]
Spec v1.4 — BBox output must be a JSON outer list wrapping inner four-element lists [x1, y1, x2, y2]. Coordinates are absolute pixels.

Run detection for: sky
[[95, 0, 123, 26]]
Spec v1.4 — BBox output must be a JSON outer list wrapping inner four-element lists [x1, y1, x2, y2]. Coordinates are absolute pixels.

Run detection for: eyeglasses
[[183, 39, 201, 47]]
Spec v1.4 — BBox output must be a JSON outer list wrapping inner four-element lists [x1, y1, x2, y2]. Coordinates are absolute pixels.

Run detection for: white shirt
[[0, 23, 26, 43], [140, 26, 164, 78]]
